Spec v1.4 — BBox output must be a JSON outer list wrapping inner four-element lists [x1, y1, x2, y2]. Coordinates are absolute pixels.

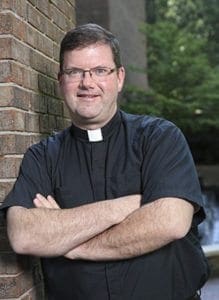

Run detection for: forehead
[[63, 43, 114, 68]]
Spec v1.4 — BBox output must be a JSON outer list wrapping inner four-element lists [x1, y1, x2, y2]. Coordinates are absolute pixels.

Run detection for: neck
[[71, 111, 118, 131]]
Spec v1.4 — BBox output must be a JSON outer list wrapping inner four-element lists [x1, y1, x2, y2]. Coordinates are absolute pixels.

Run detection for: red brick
[[0, 61, 11, 83], [37, 33, 54, 58], [54, 81, 62, 99], [29, 49, 59, 79], [48, 114, 57, 131], [51, 4, 69, 31], [0, 0, 27, 18], [56, 116, 71, 131], [53, 42, 60, 62], [0, 263, 43, 298], [0, 37, 30, 66], [47, 97, 62, 116], [26, 24, 54, 58], [25, 113, 40, 132], [56, 116, 65, 131], [10, 63, 31, 89], [0, 134, 40, 156], [0, 180, 14, 203], [0, 252, 41, 275], [40, 113, 64, 134], [26, 2, 47, 30], [29, 93, 48, 114], [0, 135, 16, 154], [39, 114, 49, 134], [0, 85, 32, 111], [12, 86, 31, 110], [0, 37, 12, 59], [0, 86, 13, 106], [0, 61, 38, 91], [38, 73, 58, 97], [0, 12, 26, 41], [50, 22, 66, 45], [50, 0, 76, 22], [0, 61, 22, 86], [0, 156, 22, 179], [0, 224, 12, 252], [0, 13, 13, 34], [0, 109, 25, 131], [33, 0, 51, 18], [27, 3, 54, 38], [11, 39, 30, 66], [27, 0, 37, 6], [20, 283, 45, 300], [63, 101, 71, 118]]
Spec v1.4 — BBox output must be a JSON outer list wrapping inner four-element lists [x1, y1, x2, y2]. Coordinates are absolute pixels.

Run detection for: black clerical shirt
[[1, 110, 209, 300]]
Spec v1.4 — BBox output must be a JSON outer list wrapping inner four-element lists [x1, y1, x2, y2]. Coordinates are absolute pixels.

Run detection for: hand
[[33, 194, 78, 259], [33, 194, 60, 209], [64, 241, 88, 260], [64, 247, 80, 260]]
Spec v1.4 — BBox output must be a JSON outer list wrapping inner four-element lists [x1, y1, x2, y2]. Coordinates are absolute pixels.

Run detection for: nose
[[79, 70, 95, 88]]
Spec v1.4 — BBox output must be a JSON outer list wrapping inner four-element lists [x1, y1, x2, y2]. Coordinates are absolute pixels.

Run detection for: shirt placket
[[90, 141, 106, 201], [90, 141, 121, 299]]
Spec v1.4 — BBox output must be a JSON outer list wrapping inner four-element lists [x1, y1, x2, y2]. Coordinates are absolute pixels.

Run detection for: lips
[[77, 93, 98, 97], [77, 93, 99, 100]]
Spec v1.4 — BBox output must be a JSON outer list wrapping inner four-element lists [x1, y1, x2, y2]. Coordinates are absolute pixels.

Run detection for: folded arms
[[6, 194, 194, 260]]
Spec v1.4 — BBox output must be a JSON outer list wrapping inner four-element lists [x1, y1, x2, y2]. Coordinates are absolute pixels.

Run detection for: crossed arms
[[7, 193, 194, 260]]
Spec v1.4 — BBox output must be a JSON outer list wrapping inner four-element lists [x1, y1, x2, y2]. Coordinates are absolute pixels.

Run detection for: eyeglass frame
[[59, 66, 118, 82]]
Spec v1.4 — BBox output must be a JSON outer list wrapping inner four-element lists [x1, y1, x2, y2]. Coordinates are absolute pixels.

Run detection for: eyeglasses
[[61, 66, 117, 82]]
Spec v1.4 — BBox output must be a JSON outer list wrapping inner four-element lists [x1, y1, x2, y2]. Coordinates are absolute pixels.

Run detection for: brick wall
[[0, 0, 75, 298]]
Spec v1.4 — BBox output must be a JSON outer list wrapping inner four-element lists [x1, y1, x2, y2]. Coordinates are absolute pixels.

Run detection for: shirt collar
[[70, 110, 121, 142]]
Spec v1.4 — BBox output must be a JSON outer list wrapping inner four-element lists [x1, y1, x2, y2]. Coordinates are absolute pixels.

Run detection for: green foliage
[[122, 85, 219, 133], [144, 21, 211, 100], [202, 0, 219, 66], [122, 0, 219, 135], [121, 0, 219, 163]]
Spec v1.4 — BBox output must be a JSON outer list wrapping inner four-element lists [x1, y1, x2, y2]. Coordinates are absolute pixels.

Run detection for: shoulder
[[120, 110, 182, 141], [26, 126, 72, 159]]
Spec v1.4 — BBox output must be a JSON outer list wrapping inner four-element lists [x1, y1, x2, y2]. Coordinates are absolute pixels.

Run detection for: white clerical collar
[[87, 128, 103, 142]]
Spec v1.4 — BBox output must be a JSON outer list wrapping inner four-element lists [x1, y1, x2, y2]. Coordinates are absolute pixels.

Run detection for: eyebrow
[[63, 65, 111, 69]]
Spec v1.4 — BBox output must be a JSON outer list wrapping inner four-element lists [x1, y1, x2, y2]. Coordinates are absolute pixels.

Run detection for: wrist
[[65, 247, 81, 260], [113, 194, 141, 224]]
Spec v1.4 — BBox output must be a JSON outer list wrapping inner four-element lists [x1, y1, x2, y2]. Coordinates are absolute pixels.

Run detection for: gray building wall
[[76, 0, 148, 89], [109, 0, 148, 88]]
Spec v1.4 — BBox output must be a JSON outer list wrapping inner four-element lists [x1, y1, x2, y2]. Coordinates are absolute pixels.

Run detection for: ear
[[57, 72, 64, 97], [58, 71, 62, 83], [117, 66, 125, 92]]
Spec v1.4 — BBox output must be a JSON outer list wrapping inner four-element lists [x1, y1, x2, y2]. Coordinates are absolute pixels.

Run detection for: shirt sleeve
[[0, 141, 53, 212], [140, 118, 205, 225]]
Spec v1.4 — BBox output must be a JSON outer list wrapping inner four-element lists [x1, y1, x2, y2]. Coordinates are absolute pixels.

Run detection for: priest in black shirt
[[2, 24, 209, 300]]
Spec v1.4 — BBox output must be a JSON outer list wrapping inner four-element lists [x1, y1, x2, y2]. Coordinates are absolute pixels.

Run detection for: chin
[[78, 108, 103, 119]]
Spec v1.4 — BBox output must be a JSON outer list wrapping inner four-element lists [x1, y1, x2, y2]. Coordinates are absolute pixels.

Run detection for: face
[[59, 43, 125, 129]]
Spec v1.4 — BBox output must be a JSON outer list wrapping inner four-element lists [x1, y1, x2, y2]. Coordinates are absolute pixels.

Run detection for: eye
[[93, 67, 108, 76], [65, 68, 82, 76]]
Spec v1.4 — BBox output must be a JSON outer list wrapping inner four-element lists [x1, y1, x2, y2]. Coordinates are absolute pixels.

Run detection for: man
[[1, 24, 209, 299]]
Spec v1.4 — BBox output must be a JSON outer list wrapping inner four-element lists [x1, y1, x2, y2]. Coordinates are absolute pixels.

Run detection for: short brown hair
[[59, 23, 122, 71]]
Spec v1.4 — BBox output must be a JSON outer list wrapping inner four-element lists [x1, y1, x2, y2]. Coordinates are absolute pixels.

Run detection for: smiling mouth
[[77, 94, 99, 100]]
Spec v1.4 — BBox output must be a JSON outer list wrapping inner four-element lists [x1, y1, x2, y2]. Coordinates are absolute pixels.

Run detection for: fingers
[[33, 193, 60, 209], [47, 195, 60, 209], [33, 194, 47, 208]]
